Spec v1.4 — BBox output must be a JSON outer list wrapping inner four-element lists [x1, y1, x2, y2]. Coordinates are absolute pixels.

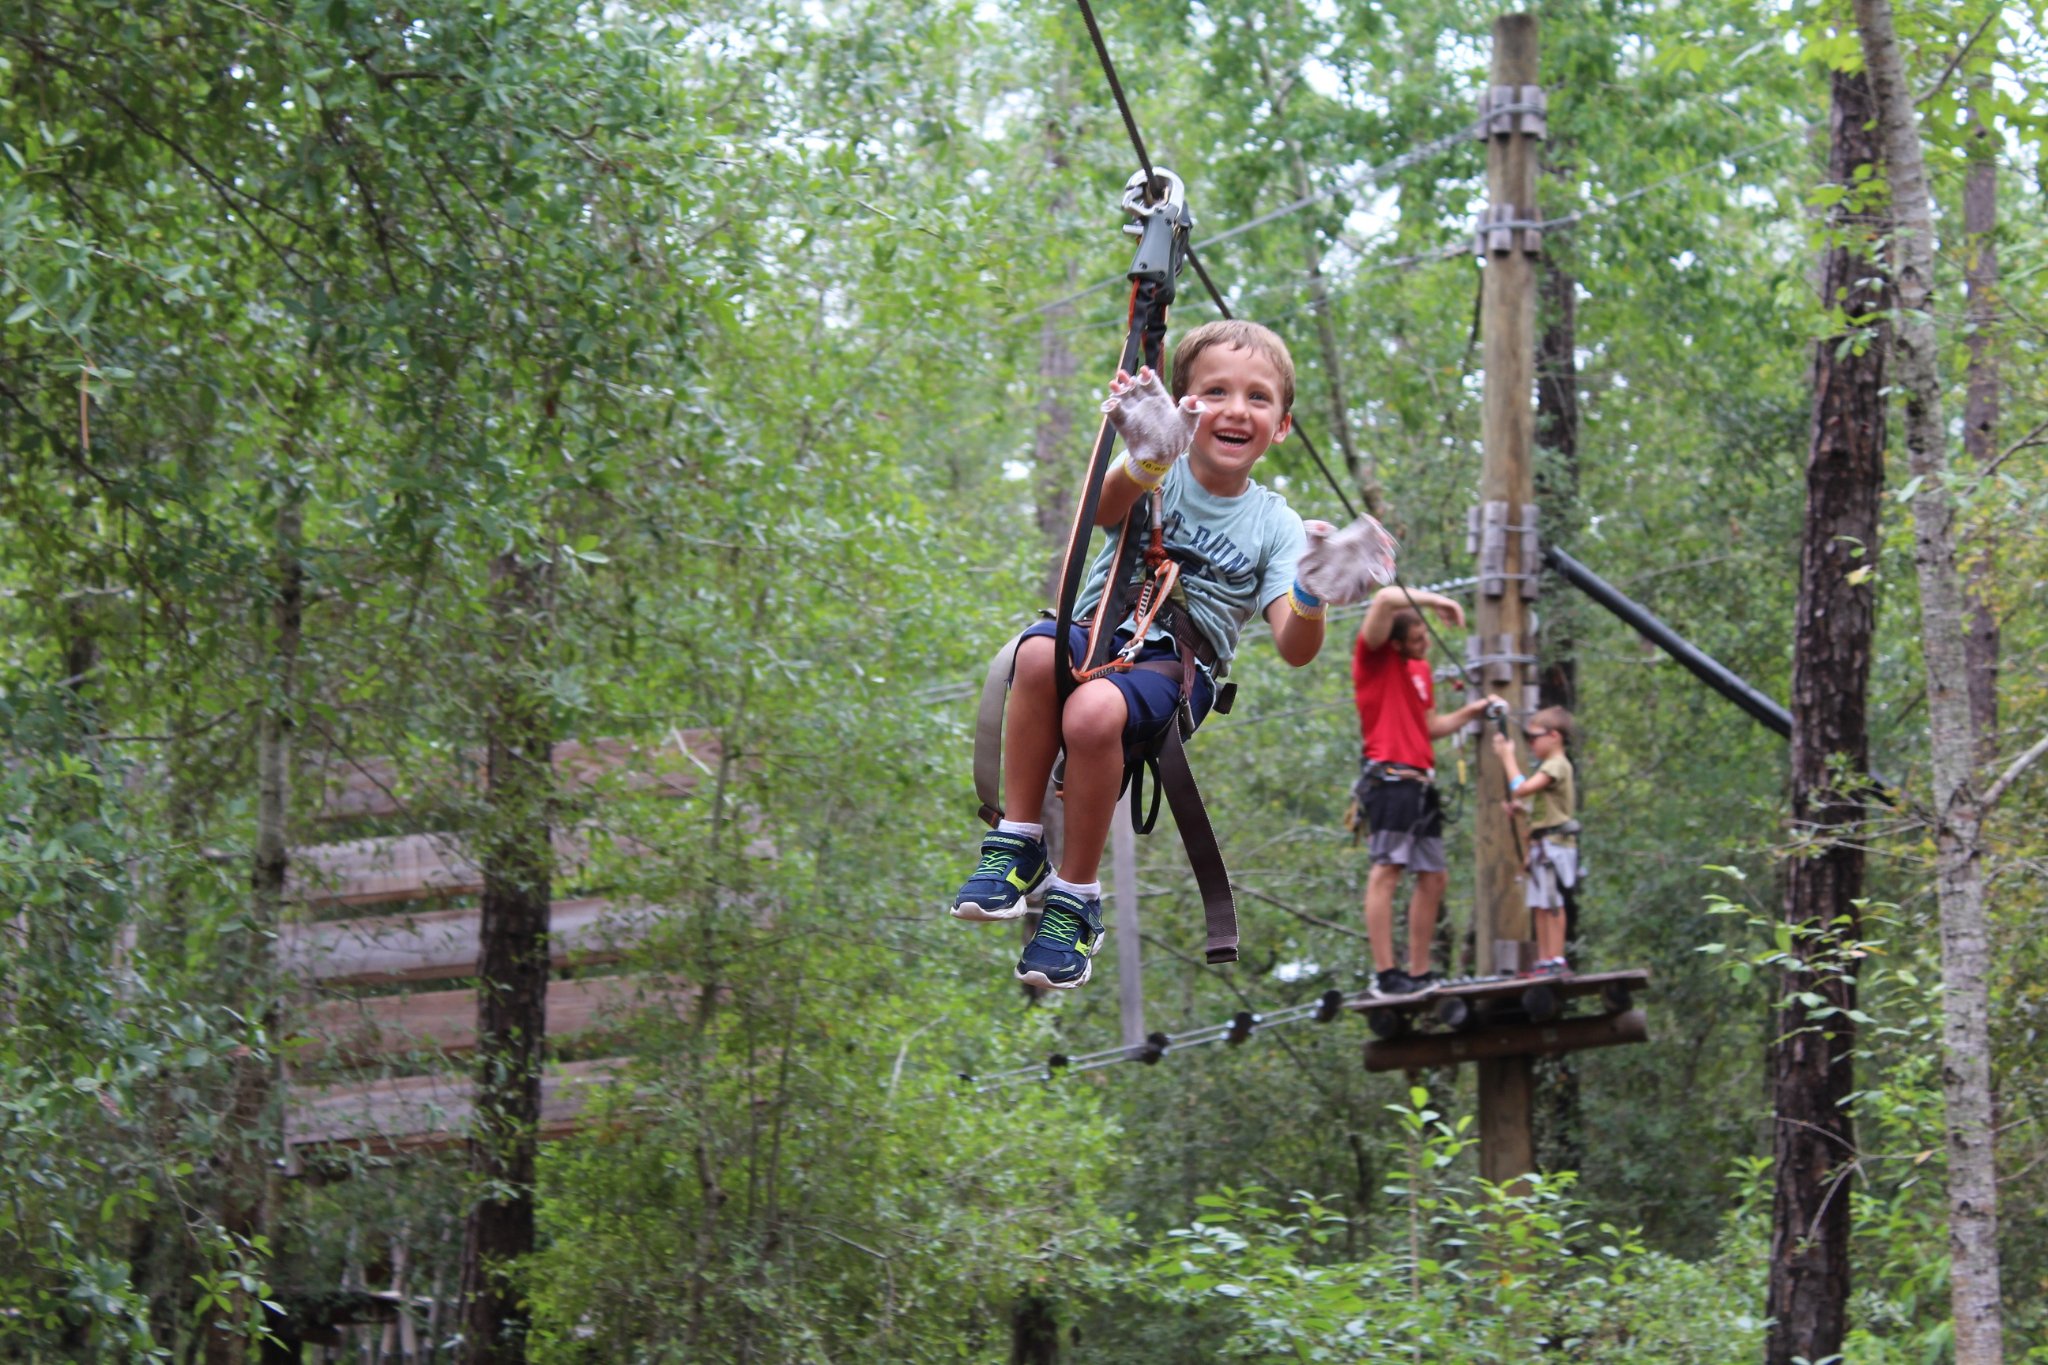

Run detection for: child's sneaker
[[1372, 967, 1414, 997], [1407, 970, 1444, 993], [951, 830, 1050, 921], [1016, 888, 1105, 990]]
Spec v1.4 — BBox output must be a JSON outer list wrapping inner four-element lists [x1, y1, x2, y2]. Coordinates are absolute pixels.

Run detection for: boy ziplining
[[950, 319, 1392, 990]]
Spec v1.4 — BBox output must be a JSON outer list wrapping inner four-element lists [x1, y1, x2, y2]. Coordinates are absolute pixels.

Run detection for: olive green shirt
[[1528, 753, 1577, 846]]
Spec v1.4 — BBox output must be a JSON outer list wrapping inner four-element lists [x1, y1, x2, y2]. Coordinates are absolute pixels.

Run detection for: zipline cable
[[1074, 0, 1157, 191]]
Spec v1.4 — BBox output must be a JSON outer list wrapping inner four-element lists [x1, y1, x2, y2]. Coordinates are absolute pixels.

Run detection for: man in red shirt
[[1352, 587, 1495, 995]]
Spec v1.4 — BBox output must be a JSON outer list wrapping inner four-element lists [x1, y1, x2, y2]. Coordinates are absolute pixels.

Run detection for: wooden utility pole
[[1474, 12, 1542, 1186]]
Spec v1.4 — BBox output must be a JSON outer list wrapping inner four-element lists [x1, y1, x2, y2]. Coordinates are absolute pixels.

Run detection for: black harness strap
[[972, 166, 1240, 967]]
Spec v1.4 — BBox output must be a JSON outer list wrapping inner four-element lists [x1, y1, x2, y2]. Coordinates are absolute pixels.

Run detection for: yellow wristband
[[1286, 587, 1326, 621]]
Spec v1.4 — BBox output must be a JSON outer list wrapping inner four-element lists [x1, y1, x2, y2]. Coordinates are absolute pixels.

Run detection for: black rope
[[1074, 0, 1157, 191], [1187, 245, 1360, 524]]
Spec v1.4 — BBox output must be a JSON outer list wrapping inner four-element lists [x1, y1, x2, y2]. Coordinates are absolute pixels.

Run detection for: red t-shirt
[[1352, 636, 1436, 769]]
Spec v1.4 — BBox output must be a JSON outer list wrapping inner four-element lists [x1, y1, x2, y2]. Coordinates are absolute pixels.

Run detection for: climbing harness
[[972, 167, 1243, 967]]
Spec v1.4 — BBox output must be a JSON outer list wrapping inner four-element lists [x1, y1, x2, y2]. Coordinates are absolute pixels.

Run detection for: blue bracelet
[[1290, 580, 1323, 609]]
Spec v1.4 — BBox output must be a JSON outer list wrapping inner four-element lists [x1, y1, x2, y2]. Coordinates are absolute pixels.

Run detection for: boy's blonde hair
[[1170, 320, 1296, 413], [1531, 705, 1578, 748]]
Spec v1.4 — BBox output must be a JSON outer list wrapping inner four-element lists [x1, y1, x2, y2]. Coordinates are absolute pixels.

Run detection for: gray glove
[[1296, 514, 1400, 605], [1101, 367, 1202, 488]]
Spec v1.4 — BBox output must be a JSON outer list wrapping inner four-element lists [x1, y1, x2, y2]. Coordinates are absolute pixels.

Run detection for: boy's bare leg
[[1000, 635, 1064, 823], [1534, 905, 1566, 962], [1364, 862, 1404, 972], [1050, 680, 1128, 883], [1407, 870, 1447, 977]]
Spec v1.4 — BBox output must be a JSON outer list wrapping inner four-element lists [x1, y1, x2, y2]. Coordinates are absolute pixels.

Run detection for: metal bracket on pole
[[1473, 204, 1544, 257], [1476, 502, 1541, 598], [1520, 503, 1541, 599], [1477, 84, 1548, 139], [1479, 501, 1508, 595], [1468, 633, 1536, 684]]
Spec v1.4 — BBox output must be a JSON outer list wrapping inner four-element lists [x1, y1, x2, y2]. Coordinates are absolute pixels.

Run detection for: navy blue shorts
[[1017, 620, 1216, 752]]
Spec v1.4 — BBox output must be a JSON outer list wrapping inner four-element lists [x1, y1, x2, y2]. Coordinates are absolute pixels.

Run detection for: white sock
[[1046, 874, 1102, 901], [997, 819, 1044, 840]]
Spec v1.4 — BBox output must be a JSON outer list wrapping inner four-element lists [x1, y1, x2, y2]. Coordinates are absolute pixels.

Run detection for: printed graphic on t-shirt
[[1160, 508, 1256, 592]]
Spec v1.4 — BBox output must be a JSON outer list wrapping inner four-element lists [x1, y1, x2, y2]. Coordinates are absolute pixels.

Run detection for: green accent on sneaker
[[1006, 867, 1036, 892], [1036, 901, 1100, 956]]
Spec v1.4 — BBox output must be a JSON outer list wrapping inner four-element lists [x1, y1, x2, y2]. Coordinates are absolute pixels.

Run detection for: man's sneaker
[[1407, 970, 1444, 993], [1016, 889, 1105, 990], [1373, 967, 1414, 997], [951, 830, 1050, 921]]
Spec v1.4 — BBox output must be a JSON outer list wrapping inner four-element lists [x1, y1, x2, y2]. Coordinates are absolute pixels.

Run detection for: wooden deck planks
[[285, 1058, 624, 1154], [313, 734, 720, 821], [299, 975, 696, 1062], [284, 827, 664, 908], [276, 897, 679, 986]]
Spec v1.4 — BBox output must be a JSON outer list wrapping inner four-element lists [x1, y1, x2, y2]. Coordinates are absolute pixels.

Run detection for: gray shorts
[[1361, 778, 1448, 873], [1525, 839, 1580, 908]]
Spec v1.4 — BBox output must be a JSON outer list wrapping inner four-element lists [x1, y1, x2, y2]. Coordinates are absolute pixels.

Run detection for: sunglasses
[[1522, 727, 1551, 740]]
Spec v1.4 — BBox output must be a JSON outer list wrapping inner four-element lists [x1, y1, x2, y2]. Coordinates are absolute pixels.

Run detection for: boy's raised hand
[[1103, 366, 1201, 489], [1295, 513, 1400, 605]]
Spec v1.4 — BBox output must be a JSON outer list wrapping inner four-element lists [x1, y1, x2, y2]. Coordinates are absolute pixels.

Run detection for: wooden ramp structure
[[282, 733, 720, 1160]]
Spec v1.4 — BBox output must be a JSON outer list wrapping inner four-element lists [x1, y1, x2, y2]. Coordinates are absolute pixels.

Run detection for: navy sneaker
[[951, 830, 1050, 921], [1373, 967, 1414, 997], [1016, 888, 1105, 990], [1407, 970, 1444, 993]]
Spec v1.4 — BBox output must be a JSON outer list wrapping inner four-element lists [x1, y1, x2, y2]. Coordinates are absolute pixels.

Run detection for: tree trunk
[[1009, 1293, 1059, 1365], [206, 495, 304, 1365], [1033, 91, 1078, 605], [1765, 64, 1888, 1365], [1532, 246, 1583, 1166], [458, 550, 556, 1365], [1282, 150, 1381, 516], [1851, 5, 2006, 1360], [1535, 253, 1579, 712], [1961, 54, 2000, 765]]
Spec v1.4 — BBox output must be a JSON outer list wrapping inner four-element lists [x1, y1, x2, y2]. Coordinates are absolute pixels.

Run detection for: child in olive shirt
[[1490, 706, 1579, 975]]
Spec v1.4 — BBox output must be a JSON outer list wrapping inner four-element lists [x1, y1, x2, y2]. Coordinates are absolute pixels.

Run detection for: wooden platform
[[275, 733, 762, 1156], [1355, 969, 1651, 1073]]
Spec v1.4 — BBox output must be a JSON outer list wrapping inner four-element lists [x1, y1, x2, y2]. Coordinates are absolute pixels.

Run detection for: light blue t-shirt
[[1077, 460, 1306, 671]]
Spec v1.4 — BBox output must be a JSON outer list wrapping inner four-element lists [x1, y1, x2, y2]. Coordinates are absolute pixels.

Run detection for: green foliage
[[0, 0, 2043, 1356], [1123, 1089, 1760, 1363]]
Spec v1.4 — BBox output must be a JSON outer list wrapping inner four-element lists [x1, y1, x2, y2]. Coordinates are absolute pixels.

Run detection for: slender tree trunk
[[1032, 66, 1079, 605], [1532, 244, 1583, 1165], [1961, 53, 2000, 765], [205, 495, 304, 1365], [1852, 5, 2006, 1359], [1534, 254, 1579, 713], [1765, 64, 1889, 1365], [1009, 1293, 1059, 1365], [459, 550, 556, 1365], [1282, 150, 1381, 516]]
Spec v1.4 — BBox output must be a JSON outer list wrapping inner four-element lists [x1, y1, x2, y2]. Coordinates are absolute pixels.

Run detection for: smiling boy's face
[[1181, 343, 1292, 486]]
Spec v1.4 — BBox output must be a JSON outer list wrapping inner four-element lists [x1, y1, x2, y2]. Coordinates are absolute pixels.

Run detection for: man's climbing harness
[[972, 167, 1245, 966]]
